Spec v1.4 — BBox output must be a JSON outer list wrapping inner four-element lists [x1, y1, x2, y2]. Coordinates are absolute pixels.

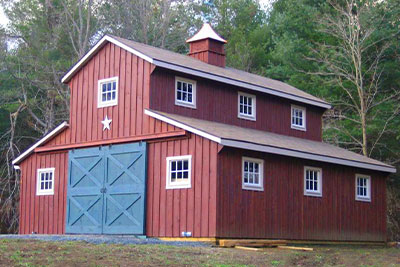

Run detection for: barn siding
[[217, 147, 387, 241], [150, 68, 324, 141], [46, 42, 172, 148], [146, 133, 219, 237], [19, 152, 68, 234]]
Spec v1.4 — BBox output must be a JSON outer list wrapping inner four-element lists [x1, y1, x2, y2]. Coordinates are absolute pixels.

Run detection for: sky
[[0, 0, 274, 27]]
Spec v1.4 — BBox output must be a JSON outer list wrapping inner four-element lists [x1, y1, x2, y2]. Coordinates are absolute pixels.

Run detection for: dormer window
[[291, 105, 306, 130], [175, 77, 196, 109], [238, 92, 256, 121], [98, 77, 118, 108]]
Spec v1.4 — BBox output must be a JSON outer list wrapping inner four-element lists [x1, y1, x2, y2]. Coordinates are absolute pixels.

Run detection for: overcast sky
[[0, 0, 274, 28]]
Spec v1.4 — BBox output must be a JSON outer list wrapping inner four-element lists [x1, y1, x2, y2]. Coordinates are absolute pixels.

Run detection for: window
[[355, 174, 371, 202], [304, 167, 322, 197], [242, 157, 264, 191], [291, 105, 306, 130], [238, 92, 256, 120], [98, 77, 118, 108], [175, 77, 196, 108], [37, 168, 55, 196], [166, 155, 192, 189]]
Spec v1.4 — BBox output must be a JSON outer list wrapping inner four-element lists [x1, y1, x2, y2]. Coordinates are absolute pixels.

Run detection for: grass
[[0, 239, 399, 266]]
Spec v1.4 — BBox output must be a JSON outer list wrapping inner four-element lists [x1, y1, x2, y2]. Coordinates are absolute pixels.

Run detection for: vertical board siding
[[19, 152, 68, 234], [146, 133, 218, 237], [46, 42, 165, 148], [217, 147, 387, 242], [150, 68, 324, 141]]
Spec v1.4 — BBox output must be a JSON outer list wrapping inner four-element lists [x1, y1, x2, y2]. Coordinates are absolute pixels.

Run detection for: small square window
[[242, 157, 264, 191], [304, 167, 322, 197], [166, 155, 192, 189], [175, 77, 196, 109], [291, 105, 306, 130], [355, 174, 371, 202], [238, 92, 256, 120], [37, 168, 55, 196], [98, 77, 118, 108]]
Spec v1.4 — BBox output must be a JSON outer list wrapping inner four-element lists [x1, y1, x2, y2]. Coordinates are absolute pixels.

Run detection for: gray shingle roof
[[111, 36, 330, 108], [145, 109, 395, 173]]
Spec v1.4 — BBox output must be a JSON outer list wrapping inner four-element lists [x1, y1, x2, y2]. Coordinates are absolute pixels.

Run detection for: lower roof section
[[145, 109, 396, 174]]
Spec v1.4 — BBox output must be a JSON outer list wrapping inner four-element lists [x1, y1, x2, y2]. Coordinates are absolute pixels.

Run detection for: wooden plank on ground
[[219, 239, 287, 248], [277, 246, 313, 251], [235, 246, 263, 252]]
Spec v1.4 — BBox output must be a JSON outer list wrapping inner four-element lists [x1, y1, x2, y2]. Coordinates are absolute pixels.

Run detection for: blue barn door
[[66, 143, 147, 235]]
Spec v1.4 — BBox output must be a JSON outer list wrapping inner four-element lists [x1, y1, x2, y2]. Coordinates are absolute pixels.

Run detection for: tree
[[307, 0, 400, 157]]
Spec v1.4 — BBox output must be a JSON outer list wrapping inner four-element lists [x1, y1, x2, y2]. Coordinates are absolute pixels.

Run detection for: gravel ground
[[0, 234, 211, 247]]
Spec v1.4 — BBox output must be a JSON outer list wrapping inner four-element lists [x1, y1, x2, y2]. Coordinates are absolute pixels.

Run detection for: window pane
[[188, 84, 192, 92], [244, 162, 248, 172], [171, 161, 176, 171], [177, 81, 181, 90], [113, 82, 116, 90], [49, 182, 52, 190], [177, 161, 182, 170], [102, 84, 106, 92], [41, 182, 44, 190], [112, 92, 116, 100], [183, 160, 188, 170], [188, 94, 192, 102], [183, 83, 187, 92], [107, 83, 111, 91], [177, 91, 181, 100], [183, 171, 189, 179]]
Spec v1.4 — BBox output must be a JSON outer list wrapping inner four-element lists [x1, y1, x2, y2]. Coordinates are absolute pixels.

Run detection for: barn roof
[[12, 122, 69, 167], [145, 109, 396, 173], [61, 35, 331, 109]]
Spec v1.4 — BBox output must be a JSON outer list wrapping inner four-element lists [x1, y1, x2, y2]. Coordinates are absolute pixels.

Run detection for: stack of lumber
[[218, 239, 313, 252]]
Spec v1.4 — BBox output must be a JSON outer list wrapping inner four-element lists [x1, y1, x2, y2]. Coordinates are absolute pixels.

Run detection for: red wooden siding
[[150, 68, 324, 141], [146, 133, 220, 237], [47, 42, 172, 148], [19, 152, 68, 234], [188, 39, 226, 67], [217, 147, 387, 241]]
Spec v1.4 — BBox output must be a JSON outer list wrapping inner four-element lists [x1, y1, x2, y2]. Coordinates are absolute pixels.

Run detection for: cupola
[[186, 23, 227, 67]]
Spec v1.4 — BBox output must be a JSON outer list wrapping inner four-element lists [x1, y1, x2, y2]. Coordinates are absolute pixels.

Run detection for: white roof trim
[[153, 60, 331, 109], [220, 139, 396, 173], [186, 23, 227, 43], [61, 35, 153, 83], [145, 109, 395, 173], [61, 35, 330, 109], [12, 122, 69, 166], [144, 109, 221, 143]]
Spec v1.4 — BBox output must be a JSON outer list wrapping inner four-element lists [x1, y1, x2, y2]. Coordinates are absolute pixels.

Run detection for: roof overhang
[[12, 122, 69, 167], [61, 35, 331, 109], [145, 109, 396, 173]]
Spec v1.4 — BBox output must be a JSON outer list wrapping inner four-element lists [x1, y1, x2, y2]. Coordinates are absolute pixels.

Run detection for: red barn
[[13, 24, 395, 241]]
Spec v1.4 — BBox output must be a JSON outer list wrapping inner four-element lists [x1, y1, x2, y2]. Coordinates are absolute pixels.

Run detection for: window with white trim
[[238, 92, 256, 120], [98, 77, 118, 108], [355, 174, 371, 202], [175, 77, 196, 108], [166, 155, 192, 189], [242, 157, 264, 191], [291, 105, 306, 130], [304, 167, 322, 197], [37, 168, 55, 196]]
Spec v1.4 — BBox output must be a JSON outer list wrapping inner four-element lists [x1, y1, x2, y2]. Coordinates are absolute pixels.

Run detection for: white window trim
[[175, 77, 197, 109], [355, 174, 371, 202], [242, 157, 264, 191], [166, 155, 192, 189], [291, 105, 306, 131], [36, 168, 55, 196], [304, 166, 322, 197], [98, 77, 119, 108], [238, 92, 256, 121]]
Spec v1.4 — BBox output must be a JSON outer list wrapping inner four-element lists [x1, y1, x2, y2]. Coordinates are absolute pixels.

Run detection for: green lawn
[[0, 239, 399, 266]]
